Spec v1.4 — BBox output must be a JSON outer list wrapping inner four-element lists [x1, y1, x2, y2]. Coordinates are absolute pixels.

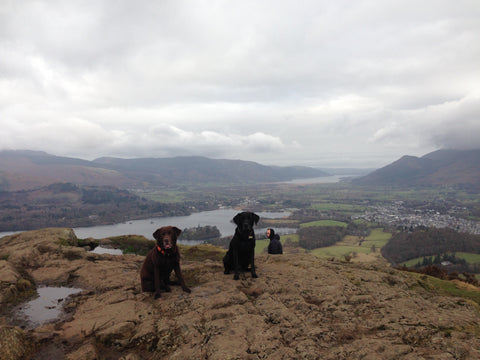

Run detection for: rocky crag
[[1, 228, 480, 359]]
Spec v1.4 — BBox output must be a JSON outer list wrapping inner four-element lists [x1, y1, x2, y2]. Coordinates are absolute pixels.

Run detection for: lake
[[0, 208, 293, 242], [280, 175, 354, 184]]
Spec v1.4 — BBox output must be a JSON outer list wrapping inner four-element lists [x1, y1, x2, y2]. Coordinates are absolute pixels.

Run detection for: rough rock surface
[[1, 228, 480, 359]]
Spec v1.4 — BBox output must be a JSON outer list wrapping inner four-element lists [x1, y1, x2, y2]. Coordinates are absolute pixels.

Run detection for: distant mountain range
[[353, 149, 480, 190], [0, 150, 330, 191]]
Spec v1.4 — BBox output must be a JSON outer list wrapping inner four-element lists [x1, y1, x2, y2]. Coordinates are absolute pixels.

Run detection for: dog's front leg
[[174, 263, 191, 293], [233, 250, 241, 280], [154, 268, 163, 299], [163, 276, 171, 292], [250, 252, 258, 278]]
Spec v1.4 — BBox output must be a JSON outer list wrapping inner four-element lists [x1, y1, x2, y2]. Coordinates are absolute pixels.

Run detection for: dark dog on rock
[[140, 226, 191, 299], [223, 211, 260, 280]]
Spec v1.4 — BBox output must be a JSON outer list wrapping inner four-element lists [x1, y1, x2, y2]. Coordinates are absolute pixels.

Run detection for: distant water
[[91, 246, 124, 255], [280, 175, 354, 184], [73, 208, 293, 241]]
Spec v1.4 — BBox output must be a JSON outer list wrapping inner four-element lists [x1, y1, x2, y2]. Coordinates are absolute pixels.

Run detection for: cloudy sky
[[1, 0, 479, 168]]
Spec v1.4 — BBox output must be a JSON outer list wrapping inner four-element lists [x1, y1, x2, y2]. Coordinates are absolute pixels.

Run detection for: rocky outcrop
[[1, 228, 480, 359]]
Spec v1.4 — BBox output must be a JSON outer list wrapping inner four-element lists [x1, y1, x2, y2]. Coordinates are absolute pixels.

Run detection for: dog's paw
[[183, 286, 191, 293], [234, 274, 240, 280], [154, 292, 162, 299], [165, 286, 171, 292], [252, 273, 258, 278]]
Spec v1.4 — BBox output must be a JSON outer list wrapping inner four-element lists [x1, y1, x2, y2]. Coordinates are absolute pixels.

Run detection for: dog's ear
[[173, 226, 182, 237], [253, 213, 260, 225], [233, 213, 243, 226], [152, 228, 162, 241]]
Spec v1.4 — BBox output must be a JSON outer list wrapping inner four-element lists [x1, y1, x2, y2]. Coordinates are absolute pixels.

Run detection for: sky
[[1, 0, 479, 168]]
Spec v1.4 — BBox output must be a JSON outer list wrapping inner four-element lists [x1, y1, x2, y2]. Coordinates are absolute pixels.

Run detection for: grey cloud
[[1, 0, 479, 167], [428, 97, 480, 150]]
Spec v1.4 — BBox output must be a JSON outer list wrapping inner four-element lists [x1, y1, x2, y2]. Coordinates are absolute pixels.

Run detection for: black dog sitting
[[140, 226, 191, 299], [223, 211, 260, 280]]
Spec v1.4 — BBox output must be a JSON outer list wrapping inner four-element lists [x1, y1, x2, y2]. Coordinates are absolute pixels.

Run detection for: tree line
[[180, 225, 221, 240], [382, 227, 480, 264]]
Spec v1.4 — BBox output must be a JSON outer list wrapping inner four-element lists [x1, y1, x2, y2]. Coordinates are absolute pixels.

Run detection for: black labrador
[[140, 226, 191, 299], [223, 211, 260, 280]]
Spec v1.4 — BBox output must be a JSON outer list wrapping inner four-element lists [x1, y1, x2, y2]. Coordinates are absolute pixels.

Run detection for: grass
[[457, 252, 480, 263], [310, 245, 369, 258], [179, 244, 226, 262], [401, 252, 480, 268], [106, 235, 154, 255], [282, 234, 299, 244], [364, 228, 391, 246], [311, 202, 367, 212], [310, 228, 391, 260], [409, 272, 480, 305], [256, 239, 269, 254], [140, 190, 189, 203], [300, 220, 348, 228]]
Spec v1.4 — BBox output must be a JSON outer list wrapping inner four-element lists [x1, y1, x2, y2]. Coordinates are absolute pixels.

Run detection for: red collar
[[157, 245, 176, 255]]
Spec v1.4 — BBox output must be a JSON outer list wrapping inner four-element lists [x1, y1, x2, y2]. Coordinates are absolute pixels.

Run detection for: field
[[401, 252, 480, 267], [300, 220, 347, 228], [310, 228, 391, 260]]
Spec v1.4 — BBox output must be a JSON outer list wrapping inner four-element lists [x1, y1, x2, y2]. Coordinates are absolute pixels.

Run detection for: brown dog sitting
[[140, 226, 191, 299]]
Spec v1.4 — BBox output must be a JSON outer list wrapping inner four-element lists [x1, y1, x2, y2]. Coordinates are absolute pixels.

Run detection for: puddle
[[14, 286, 83, 329], [90, 246, 123, 255]]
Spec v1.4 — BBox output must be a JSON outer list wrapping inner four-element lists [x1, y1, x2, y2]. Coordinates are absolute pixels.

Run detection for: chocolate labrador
[[140, 226, 191, 299], [223, 212, 260, 280]]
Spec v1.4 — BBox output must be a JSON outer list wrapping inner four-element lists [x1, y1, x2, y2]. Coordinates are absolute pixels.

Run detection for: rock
[[65, 341, 98, 360], [1, 228, 480, 359]]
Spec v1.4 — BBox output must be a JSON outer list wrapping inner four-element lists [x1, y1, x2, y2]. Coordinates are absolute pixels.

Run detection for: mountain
[[0, 150, 329, 191], [93, 156, 328, 185], [2, 229, 480, 359], [353, 149, 480, 190], [0, 150, 135, 191]]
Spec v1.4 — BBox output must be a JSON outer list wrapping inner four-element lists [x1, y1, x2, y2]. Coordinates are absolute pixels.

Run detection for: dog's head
[[153, 226, 182, 253], [233, 212, 260, 235]]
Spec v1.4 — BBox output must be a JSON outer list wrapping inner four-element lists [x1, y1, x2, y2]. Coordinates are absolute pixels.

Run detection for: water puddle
[[90, 246, 123, 255], [14, 286, 83, 329]]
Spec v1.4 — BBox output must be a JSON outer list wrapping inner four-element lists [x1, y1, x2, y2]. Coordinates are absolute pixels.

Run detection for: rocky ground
[[1, 228, 480, 359]]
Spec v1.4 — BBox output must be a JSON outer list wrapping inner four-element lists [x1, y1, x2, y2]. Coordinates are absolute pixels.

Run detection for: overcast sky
[[1, 0, 479, 168]]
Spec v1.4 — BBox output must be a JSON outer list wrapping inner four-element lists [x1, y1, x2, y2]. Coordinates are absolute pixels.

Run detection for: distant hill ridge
[[353, 148, 480, 190], [0, 150, 329, 191]]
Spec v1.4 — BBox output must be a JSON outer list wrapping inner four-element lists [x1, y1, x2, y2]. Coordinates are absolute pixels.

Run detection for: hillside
[[0, 150, 329, 191], [353, 149, 480, 190], [0, 183, 193, 231], [2, 229, 480, 359]]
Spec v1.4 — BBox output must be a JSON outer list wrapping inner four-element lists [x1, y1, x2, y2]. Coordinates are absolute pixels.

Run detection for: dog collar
[[156, 245, 165, 255]]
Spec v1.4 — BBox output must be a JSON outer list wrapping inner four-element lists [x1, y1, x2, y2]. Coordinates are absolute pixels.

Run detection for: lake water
[[91, 246, 124, 255], [72, 208, 293, 241], [280, 175, 354, 184]]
